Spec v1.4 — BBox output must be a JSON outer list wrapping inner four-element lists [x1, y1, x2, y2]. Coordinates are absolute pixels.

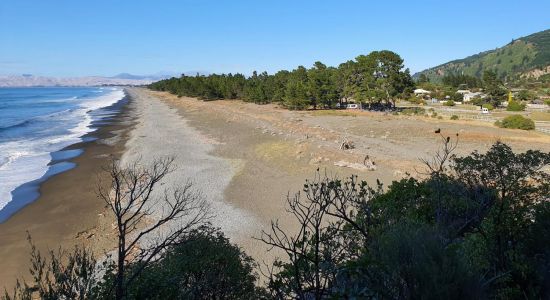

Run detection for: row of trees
[[149, 50, 415, 110], [4, 140, 550, 299]]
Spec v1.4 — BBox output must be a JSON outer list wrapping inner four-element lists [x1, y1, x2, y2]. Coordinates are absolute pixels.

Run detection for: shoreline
[[0, 90, 134, 287], [0, 94, 129, 223]]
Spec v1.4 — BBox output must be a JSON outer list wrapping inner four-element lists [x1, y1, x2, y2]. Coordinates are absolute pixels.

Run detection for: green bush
[[443, 100, 455, 106], [482, 103, 495, 110], [104, 227, 263, 299], [495, 115, 535, 130], [544, 99, 550, 106], [506, 100, 526, 111], [451, 115, 459, 120]]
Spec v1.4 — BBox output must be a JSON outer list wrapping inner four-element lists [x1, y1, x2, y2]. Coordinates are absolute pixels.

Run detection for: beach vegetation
[[495, 115, 535, 130]]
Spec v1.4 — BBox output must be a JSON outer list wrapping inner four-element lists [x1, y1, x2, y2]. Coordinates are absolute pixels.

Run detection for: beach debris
[[334, 160, 376, 171], [309, 156, 323, 165], [340, 137, 355, 150], [363, 155, 376, 170]]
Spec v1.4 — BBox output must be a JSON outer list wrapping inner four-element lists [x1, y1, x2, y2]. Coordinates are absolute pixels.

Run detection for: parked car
[[346, 103, 359, 109], [481, 107, 490, 114]]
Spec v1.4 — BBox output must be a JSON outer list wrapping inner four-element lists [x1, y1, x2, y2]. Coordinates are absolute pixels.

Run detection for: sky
[[1, 0, 549, 77]]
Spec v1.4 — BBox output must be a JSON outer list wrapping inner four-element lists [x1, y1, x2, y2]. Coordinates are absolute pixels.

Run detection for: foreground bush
[[495, 115, 535, 130], [4, 227, 263, 300], [99, 227, 263, 299], [262, 141, 550, 299]]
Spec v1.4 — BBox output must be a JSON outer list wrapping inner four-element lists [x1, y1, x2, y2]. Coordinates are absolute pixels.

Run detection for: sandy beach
[[1, 87, 549, 288]]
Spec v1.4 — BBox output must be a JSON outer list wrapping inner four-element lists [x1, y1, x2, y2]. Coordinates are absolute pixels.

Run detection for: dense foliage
[[495, 115, 536, 130], [149, 51, 415, 110], [442, 73, 482, 88], [506, 100, 526, 111], [98, 227, 262, 299]]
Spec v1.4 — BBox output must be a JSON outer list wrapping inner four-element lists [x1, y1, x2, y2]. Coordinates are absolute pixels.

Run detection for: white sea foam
[[0, 88, 126, 212]]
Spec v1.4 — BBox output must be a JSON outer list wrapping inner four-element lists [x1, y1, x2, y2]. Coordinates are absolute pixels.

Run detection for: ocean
[[0, 87, 126, 222]]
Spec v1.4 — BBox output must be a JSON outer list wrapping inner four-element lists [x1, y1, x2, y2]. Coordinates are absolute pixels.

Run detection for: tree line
[[149, 50, 415, 110], [4, 139, 550, 299]]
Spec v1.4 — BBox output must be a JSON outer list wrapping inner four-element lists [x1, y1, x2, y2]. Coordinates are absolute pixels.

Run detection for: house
[[456, 89, 471, 95], [414, 88, 431, 96], [463, 92, 485, 102]]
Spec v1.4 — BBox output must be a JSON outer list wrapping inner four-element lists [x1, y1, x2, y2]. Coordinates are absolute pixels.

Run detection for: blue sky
[[1, 0, 549, 77]]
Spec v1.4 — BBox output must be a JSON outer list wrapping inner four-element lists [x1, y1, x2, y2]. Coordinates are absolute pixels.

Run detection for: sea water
[[0, 87, 125, 222]]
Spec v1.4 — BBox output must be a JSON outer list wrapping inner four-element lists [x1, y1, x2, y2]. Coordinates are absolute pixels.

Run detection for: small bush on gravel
[[451, 115, 459, 120], [495, 115, 535, 130]]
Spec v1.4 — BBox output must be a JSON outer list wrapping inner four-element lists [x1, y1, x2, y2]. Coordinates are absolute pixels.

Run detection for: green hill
[[416, 29, 550, 82]]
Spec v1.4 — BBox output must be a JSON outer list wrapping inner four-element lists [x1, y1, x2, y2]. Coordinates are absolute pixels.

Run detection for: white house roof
[[414, 88, 431, 94]]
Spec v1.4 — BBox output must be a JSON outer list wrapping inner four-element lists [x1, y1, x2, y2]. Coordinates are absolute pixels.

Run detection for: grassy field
[[530, 111, 550, 121]]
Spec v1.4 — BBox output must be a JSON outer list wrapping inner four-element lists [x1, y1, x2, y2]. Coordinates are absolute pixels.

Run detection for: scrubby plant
[[443, 100, 455, 106], [451, 115, 459, 120], [482, 103, 495, 110], [495, 115, 535, 130], [506, 100, 526, 111]]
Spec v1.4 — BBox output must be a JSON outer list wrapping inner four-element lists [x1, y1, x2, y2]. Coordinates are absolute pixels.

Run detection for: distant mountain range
[[0, 72, 210, 87], [415, 29, 550, 82]]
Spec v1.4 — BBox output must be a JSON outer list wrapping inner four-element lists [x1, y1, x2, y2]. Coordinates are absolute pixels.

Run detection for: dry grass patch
[[310, 110, 359, 117], [530, 111, 550, 122]]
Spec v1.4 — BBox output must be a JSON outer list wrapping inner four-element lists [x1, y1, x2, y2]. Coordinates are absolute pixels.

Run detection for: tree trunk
[[116, 226, 126, 300]]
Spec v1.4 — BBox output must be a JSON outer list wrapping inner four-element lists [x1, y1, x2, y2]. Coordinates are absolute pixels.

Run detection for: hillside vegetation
[[417, 29, 550, 82]]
